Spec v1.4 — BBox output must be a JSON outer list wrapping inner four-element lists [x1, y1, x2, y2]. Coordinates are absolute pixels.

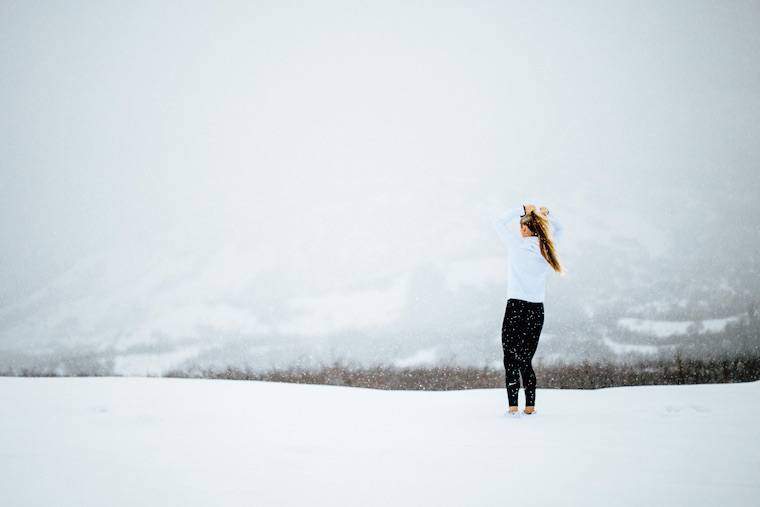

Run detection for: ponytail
[[521, 210, 564, 274]]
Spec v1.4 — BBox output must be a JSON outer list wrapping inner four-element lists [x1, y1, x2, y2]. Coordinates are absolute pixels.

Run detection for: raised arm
[[491, 205, 525, 249]]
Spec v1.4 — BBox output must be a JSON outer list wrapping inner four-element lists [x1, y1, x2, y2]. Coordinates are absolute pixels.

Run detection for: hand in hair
[[539, 206, 549, 217], [523, 204, 537, 215]]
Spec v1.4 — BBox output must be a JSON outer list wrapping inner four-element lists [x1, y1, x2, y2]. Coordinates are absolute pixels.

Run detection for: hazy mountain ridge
[[3, 1, 759, 376], [2, 220, 757, 375]]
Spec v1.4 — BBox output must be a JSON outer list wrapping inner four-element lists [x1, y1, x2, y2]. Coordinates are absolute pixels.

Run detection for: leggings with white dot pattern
[[501, 298, 544, 407]]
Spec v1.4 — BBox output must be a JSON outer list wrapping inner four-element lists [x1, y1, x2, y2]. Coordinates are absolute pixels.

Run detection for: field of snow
[[617, 315, 744, 338], [1, 377, 758, 507]]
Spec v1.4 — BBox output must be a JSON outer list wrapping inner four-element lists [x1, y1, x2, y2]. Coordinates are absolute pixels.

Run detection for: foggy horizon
[[2, 0, 759, 374]]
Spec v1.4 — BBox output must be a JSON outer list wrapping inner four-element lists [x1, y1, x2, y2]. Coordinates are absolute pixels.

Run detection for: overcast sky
[[1, 1, 759, 361]]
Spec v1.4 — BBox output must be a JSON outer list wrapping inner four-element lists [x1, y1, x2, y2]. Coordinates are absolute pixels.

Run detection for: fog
[[2, 1, 759, 374]]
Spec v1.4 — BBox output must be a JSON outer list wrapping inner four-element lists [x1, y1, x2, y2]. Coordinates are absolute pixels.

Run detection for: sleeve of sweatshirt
[[491, 206, 524, 249]]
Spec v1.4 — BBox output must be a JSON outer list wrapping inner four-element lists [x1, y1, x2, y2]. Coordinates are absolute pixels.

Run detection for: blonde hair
[[520, 210, 564, 274]]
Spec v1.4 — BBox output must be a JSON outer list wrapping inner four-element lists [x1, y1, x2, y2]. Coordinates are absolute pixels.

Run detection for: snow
[[112, 345, 204, 376], [1, 378, 758, 507], [0, 243, 410, 354], [276, 277, 408, 337], [617, 314, 744, 338], [393, 347, 438, 368], [701, 315, 743, 332], [602, 335, 661, 355]]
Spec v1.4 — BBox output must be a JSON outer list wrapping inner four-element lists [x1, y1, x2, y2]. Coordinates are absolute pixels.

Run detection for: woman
[[492, 203, 564, 415]]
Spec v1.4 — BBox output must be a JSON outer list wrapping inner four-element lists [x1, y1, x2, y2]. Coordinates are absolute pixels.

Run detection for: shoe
[[508, 406, 519, 417], [523, 406, 536, 415]]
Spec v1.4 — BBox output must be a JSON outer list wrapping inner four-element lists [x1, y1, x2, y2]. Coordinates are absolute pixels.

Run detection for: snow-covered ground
[[1, 378, 758, 507], [617, 314, 745, 338]]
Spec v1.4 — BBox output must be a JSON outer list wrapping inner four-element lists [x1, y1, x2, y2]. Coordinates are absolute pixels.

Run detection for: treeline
[[163, 353, 760, 390], [4, 351, 759, 391]]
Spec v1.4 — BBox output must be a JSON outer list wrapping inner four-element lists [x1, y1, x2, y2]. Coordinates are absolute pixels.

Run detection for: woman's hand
[[523, 204, 536, 215], [539, 206, 549, 216]]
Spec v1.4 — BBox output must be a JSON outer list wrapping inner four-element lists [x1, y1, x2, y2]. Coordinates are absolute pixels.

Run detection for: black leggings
[[501, 298, 545, 407]]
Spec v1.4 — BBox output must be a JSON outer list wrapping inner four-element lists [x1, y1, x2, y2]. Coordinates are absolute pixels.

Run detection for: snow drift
[[1, 377, 758, 506]]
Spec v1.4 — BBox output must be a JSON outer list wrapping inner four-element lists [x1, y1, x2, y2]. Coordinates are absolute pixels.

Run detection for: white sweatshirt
[[491, 206, 564, 303]]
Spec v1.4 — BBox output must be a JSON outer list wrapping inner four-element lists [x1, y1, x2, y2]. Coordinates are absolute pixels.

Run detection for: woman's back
[[507, 236, 552, 302], [492, 205, 564, 303]]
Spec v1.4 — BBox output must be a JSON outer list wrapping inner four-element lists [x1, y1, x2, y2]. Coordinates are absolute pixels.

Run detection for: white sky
[[1, 1, 759, 358]]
